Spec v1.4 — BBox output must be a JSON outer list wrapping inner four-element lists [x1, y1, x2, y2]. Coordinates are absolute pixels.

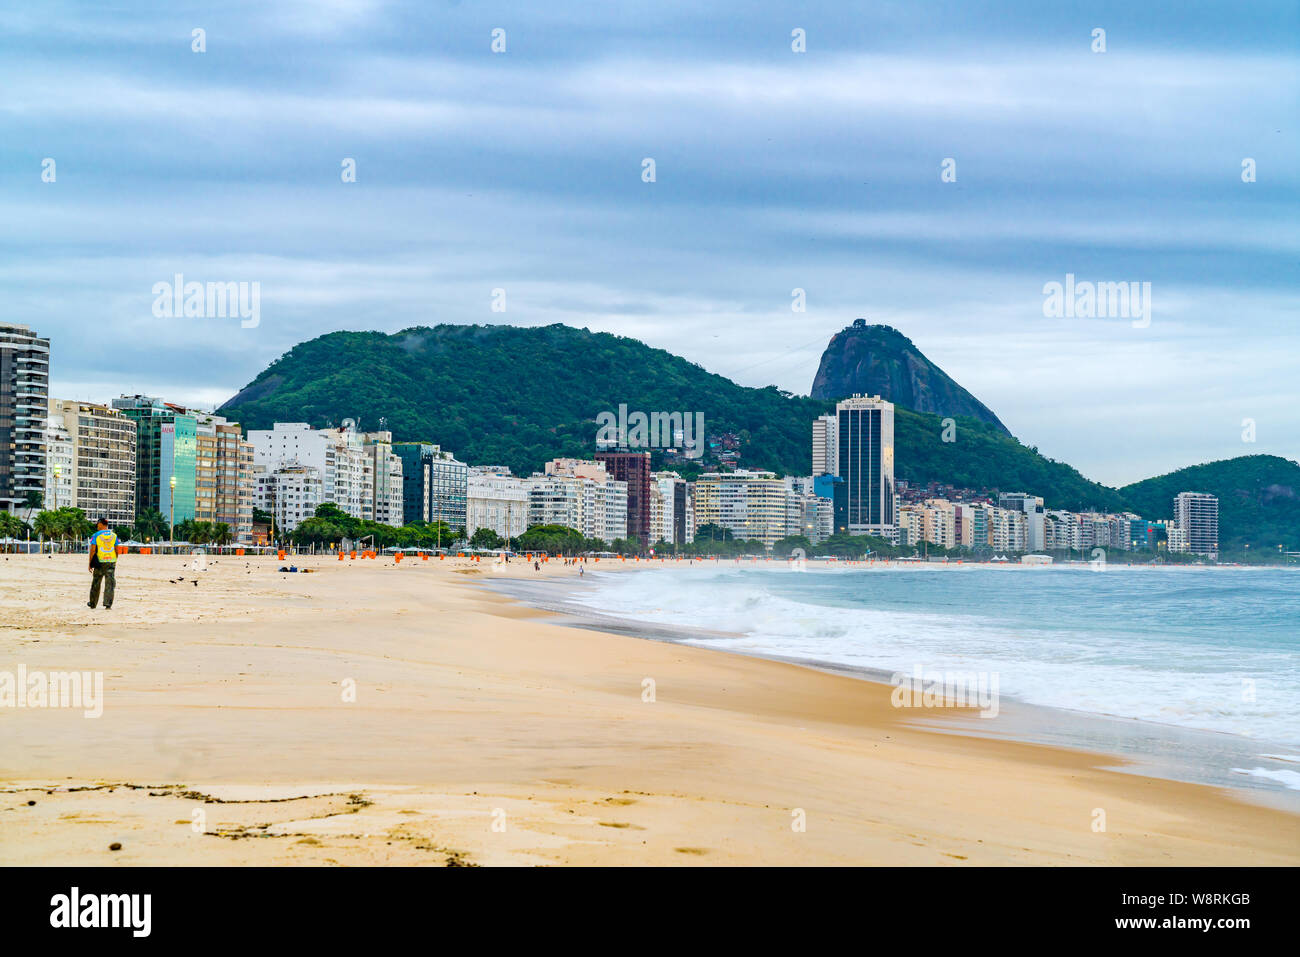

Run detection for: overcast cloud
[[2, 0, 1296, 486]]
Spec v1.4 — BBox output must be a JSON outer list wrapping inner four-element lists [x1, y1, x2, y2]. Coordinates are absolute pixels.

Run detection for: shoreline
[[481, 571, 1300, 812], [2, 553, 1296, 866]]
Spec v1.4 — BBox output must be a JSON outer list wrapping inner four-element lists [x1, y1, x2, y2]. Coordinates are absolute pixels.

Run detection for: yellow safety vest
[[94, 531, 118, 563]]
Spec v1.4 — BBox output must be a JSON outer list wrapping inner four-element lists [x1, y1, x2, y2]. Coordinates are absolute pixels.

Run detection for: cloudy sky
[[3, 1, 1296, 487]]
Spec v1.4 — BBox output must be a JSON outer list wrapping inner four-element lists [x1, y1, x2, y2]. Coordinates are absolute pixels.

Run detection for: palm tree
[[32, 510, 61, 542], [187, 521, 213, 544], [19, 490, 43, 525], [212, 522, 233, 545], [0, 511, 28, 541], [58, 507, 93, 545], [134, 508, 168, 543]]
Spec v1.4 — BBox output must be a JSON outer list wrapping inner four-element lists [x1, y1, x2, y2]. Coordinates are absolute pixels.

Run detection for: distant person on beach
[[87, 518, 118, 610]]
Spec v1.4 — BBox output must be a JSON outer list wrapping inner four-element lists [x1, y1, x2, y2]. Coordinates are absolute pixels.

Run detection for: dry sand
[[1, 552, 1295, 866]]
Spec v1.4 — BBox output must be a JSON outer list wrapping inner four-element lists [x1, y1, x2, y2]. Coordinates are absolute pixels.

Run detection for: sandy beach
[[1, 552, 1296, 866]]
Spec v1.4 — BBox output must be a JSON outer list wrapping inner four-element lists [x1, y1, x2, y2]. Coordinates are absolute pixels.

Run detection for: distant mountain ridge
[[811, 320, 1011, 436], [216, 322, 1298, 551], [1120, 455, 1300, 552]]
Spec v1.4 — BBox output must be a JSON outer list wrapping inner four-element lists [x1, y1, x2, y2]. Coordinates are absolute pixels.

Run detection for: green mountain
[[1120, 455, 1300, 552], [811, 320, 1012, 435], [220, 324, 825, 477], [218, 323, 1295, 547]]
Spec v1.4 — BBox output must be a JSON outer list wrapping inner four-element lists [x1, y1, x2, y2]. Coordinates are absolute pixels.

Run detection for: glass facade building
[[834, 395, 895, 539], [112, 395, 197, 525]]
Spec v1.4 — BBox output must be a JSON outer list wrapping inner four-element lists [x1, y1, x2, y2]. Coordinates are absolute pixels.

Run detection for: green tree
[[771, 535, 812, 558], [0, 511, 29, 539], [134, 507, 169, 542], [32, 507, 92, 544], [469, 527, 504, 550], [32, 510, 60, 540]]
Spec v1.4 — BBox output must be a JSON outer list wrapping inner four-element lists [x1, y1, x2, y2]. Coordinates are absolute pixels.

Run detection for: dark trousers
[[89, 563, 116, 608]]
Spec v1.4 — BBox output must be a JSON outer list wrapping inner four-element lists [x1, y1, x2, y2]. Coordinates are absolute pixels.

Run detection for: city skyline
[[2, 2, 1296, 488]]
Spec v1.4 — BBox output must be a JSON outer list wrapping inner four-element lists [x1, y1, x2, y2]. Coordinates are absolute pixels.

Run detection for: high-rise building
[[692, 470, 789, 548], [392, 443, 435, 525], [998, 492, 1045, 552], [812, 414, 837, 476], [357, 431, 404, 527], [594, 450, 651, 548], [0, 323, 50, 514], [391, 441, 467, 531], [192, 412, 255, 542], [43, 414, 75, 512], [1173, 492, 1218, 557], [112, 395, 198, 525], [650, 471, 692, 545], [467, 467, 530, 541], [988, 506, 1028, 552], [48, 399, 137, 527], [833, 395, 896, 540]]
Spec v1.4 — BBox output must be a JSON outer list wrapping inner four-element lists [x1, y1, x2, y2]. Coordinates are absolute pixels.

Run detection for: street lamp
[[169, 474, 177, 548], [52, 463, 61, 511]]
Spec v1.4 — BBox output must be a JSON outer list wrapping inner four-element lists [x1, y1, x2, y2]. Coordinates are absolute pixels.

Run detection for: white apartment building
[[249, 422, 374, 523], [357, 431, 404, 527], [529, 459, 628, 542], [650, 471, 693, 545], [649, 478, 672, 547], [254, 464, 323, 534], [899, 506, 923, 547], [812, 414, 837, 477], [988, 507, 1028, 552], [1045, 510, 1082, 551], [998, 492, 1046, 552], [467, 467, 531, 541], [781, 476, 828, 545], [1166, 522, 1189, 554], [43, 415, 75, 511], [921, 499, 957, 549], [1044, 510, 1142, 553], [1173, 492, 1219, 557]]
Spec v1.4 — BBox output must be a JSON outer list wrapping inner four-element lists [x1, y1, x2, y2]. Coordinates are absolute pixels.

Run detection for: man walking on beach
[[87, 518, 118, 610]]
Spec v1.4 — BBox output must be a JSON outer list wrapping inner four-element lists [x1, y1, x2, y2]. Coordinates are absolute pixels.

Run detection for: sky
[[2, 0, 1297, 488]]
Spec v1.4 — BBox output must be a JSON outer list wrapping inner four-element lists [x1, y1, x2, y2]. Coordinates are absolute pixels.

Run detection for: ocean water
[[562, 564, 1300, 790]]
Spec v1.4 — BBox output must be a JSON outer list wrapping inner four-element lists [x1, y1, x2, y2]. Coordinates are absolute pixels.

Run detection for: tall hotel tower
[[833, 394, 896, 540]]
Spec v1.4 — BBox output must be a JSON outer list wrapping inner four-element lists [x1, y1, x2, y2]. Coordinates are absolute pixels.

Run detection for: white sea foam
[[570, 566, 1300, 747], [1232, 767, 1300, 790]]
